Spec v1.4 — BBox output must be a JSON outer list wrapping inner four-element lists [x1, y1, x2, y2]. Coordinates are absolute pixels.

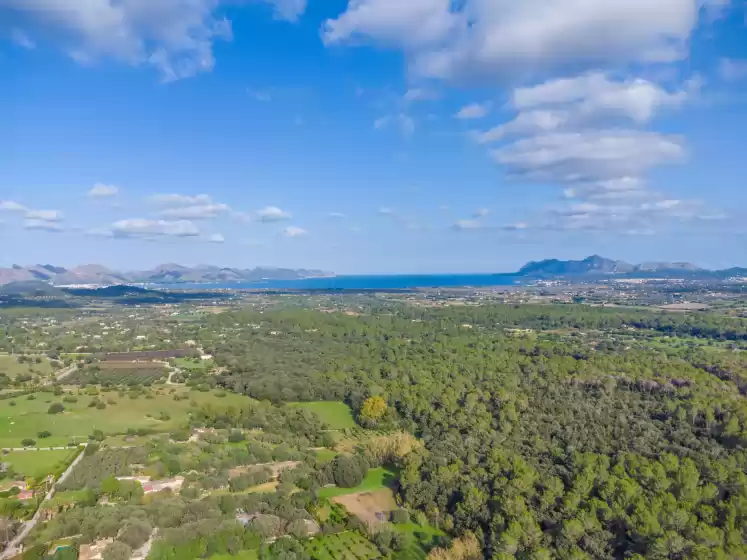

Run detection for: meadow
[[0, 388, 256, 448], [305, 532, 382, 560], [288, 401, 356, 430], [317, 467, 398, 499], [2, 448, 78, 479], [0, 353, 54, 379]]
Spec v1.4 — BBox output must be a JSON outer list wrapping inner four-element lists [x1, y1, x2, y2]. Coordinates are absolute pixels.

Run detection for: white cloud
[[158, 203, 229, 219], [378, 207, 394, 215], [327, 212, 346, 219], [0, 200, 27, 212], [88, 183, 119, 197], [374, 114, 414, 136], [513, 73, 691, 123], [283, 226, 307, 237], [324, 0, 714, 82], [473, 208, 490, 218], [1, 1, 304, 81], [23, 219, 64, 232], [256, 206, 291, 222], [25, 209, 63, 222], [10, 28, 35, 49], [207, 232, 225, 243], [455, 103, 490, 120], [111, 218, 200, 238], [150, 193, 213, 207], [475, 110, 568, 143], [262, 0, 307, 22], [453, 219, 483, 230], [403, 88, 437, 102], [493, 130, 685, 184], [719, 58, 747, 81]]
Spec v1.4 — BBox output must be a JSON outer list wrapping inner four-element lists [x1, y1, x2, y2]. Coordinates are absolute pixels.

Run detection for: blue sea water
[[165, 273, 522, 291]]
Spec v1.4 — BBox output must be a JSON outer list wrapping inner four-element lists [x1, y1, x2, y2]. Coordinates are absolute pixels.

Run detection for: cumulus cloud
[[283, 226, 307, 237], [23, 219, 64, 232], [455, 103, 490, 119], [323, 0, 715, 82], [207, 233, 225, 243], [472, 208, 490, 218], [493, 130, 685, 184], [25, 209, 64, 222], [403, 88, 437, 102], [88, 183, 119, 197], [256, 206, 291, 222], [159, 203, 229, 219], [111, 218, 200, 238], [0, 0, 307, 81], [0, 200, 27, 212], [513, 73, 692, 122], [150, 193, 213, 207]]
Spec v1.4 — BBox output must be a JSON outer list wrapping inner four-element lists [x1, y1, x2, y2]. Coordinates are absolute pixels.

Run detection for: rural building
[[17, 490, 34, 501]]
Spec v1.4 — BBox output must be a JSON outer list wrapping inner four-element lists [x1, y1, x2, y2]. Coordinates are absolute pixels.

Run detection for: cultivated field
[[305, 532, 383, 560], [332, 489, 396, 525]]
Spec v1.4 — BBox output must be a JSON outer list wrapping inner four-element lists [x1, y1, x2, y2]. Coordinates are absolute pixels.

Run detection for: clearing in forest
[[288, 401, 356, 430], [2, 449, 78, 479], [332, 488, 397, 525], [318, 467, 398, 499]]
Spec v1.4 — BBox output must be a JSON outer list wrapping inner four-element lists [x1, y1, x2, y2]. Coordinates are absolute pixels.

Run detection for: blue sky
[[2, 0, 747, 274]]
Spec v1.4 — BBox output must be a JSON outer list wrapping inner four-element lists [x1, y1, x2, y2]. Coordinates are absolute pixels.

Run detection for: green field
[[289, 401, 356, 430], [173, 357, 214, 372], [2, 449, 78, 478], [209, 551, 258, 560], [0, 354, 54, 379], [0, 388, 256, 448], [318, 467, 398, 499], [306, 531, 382, 560]]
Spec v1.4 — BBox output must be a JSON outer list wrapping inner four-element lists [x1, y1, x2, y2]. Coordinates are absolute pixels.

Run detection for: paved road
[[0, 446, 86, 559]]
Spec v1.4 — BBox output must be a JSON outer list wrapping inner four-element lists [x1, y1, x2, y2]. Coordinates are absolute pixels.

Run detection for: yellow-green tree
[[360, 395, 387, 422]]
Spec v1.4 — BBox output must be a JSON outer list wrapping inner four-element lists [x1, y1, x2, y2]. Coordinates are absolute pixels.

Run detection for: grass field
[[173, 357, 214, 372], [2, 449, 78, 478], [289, 402, 356, 430], [306, 532, 382, 560], [0, 388, 256, 448], [318, 467, 398, 499], [209, 551, 258, 560], [0, 354, 54, 379]]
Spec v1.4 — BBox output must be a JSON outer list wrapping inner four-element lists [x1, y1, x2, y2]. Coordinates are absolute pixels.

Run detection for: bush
[[119, 520, 152, 549], [48, 403, 65, 414], [89, 429, 105, 442], [21, 438, 36, 447], [63, 396, 78, 403], [331, 454, 369, 488], [228, 430, 245, 443], [27, 395, 36, 401], [391, 508, 410, 524], [37, 431, 52, 439], [102, 541, 131, 560]]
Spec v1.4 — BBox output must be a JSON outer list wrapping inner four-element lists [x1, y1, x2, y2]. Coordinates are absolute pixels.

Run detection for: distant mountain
[[0, 264, 333, 286], [517, 255, 710, 278]]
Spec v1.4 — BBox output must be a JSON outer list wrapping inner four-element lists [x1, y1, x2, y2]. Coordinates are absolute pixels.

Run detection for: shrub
[[48, 403, 65, 414], [27, 395, 36, 401], [331, 454, 369, 488], [37, 431, 52, 439], [21, 438, 36, 447], [391, 508, 410, 524], [102, 541, 131, 560], [63, 396, 78, 403]]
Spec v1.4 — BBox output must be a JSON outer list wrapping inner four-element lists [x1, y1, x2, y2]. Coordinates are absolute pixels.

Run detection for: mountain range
[[516, 255, 747, 278], [0, 264, 332, 286]]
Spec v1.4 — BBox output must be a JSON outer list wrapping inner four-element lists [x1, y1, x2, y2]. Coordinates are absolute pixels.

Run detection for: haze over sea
[[161, 274, 522, 291]]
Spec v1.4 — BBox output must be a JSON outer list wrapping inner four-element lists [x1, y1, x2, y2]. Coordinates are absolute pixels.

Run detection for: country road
[[0, 446, 86, 560], [52, 364, 78, 384]]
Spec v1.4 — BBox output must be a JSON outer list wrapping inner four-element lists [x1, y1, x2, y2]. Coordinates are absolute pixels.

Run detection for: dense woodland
[[199, 305, 747, 559]]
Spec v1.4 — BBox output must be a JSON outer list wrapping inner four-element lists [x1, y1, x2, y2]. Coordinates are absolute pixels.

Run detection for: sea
[[160, 273, 523, 291]]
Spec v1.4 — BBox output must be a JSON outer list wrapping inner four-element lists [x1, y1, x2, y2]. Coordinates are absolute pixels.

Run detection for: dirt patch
[[332, 488, 396, 525]]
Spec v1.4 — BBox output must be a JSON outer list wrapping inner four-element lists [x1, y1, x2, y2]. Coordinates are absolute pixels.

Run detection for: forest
[[200, 304, 747, 559]]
